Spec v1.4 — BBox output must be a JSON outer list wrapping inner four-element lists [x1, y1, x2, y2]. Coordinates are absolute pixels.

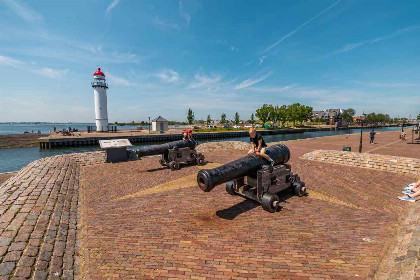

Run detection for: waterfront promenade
[[0, 130, 419, 279]]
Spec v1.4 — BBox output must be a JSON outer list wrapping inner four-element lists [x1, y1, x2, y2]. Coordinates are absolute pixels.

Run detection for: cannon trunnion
[[136, 140, 205, 170], [197, 144, 305, 212]]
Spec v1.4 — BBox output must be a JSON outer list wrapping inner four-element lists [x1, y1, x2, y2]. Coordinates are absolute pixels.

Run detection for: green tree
[[234, 112, 240, 125], [250, 113, 255, 124], [298, 105, 312, 125], [417, 114, 420, 120], [342, 108, 356, 123], [187, 108, 195, 125], [277, 105, 288, 127], [268, 105, 278, 126], [287, 103, 301, 127], [206, 115, 211, 124], [220, 113, 227, 124], [255, 104, 271, 126]]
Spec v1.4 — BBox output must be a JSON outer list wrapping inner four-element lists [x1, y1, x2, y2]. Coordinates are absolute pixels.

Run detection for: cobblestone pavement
[[1, 130, 418, 280], [81, 131, 419, 280], [0, 152, 104, 280]]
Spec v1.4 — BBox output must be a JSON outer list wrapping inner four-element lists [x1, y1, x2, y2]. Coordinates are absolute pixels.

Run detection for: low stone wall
[[301, 150, 420, 177]]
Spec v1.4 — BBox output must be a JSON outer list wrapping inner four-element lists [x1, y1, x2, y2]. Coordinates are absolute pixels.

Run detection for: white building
[[91, 68, 109, 132], [152, 116, 168, 132]]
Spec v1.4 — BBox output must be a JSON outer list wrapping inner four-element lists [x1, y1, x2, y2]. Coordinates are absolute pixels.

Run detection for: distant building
[[312, 108, 343, 124], [152, 116, 168, 132]]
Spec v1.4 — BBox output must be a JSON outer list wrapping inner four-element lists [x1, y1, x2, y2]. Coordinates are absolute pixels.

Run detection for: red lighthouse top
[[93, 68, 105, 76]]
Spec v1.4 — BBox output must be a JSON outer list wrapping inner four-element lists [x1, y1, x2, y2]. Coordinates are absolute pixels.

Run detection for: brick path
[[0, 152, 104, 279], [80, 131, 419, 280], [1, 129, 419, 279]]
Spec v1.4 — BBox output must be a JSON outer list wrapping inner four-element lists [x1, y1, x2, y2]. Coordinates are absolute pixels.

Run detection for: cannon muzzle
[[197, 144, 290, 192], [136, 139, 196, 157]]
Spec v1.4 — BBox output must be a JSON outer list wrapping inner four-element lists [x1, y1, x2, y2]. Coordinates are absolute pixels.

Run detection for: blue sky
[[0, 0, 419, 122]]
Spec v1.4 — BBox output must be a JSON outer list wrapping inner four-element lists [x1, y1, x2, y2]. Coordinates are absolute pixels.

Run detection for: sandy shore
[[0, 134, 47, 149]]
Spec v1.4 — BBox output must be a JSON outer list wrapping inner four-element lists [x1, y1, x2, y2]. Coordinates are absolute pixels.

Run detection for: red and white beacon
[[91, 68, 109, 132]]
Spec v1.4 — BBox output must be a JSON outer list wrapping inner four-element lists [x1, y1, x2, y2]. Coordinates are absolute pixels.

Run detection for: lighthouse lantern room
[[92, 68, 109, 132]]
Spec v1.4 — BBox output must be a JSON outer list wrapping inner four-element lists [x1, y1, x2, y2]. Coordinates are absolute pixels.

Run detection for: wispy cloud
[[264, 0, 341, 53], [3, 0, 42, 22], [230, 45, 239, 52], [320, 25, 420, 59], [258, 56, 267, 65], [246, 84, 298, 93], [107, 73, 137, 87], [179, 0, 191, 27], [106, 0, 121, 15], [0, 55, 68, 79], [234, 72, 273, 90], [188, 72, 222, 91], [350, 81, 420, 88], [155, 69, 181, 83], [154, 17, 180, 30]]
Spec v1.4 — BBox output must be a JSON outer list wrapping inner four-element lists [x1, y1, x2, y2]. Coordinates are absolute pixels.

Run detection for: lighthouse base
[[96, 120, 109, 132]]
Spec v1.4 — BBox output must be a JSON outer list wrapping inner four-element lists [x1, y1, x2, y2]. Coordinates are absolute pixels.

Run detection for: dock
[[37, 126, 371, 149]]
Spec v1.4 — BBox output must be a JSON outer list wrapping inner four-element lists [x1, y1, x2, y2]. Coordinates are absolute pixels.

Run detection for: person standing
[[370, 129, 376, 144]]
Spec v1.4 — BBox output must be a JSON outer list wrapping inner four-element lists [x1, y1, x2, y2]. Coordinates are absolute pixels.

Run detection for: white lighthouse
[[91, 68, 109, 132]]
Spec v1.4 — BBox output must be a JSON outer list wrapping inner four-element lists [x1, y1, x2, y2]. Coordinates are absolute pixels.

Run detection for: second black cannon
[[136, 139, 205, 170]]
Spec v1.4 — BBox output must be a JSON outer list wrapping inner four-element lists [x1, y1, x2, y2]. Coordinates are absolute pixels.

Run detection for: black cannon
[[197, 144, 306, 212], [136, 140, 205, 170]]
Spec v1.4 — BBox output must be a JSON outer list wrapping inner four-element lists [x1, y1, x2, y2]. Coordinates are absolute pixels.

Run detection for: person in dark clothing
[[370, 129, 376, 144], [248, 127, 275, 166]]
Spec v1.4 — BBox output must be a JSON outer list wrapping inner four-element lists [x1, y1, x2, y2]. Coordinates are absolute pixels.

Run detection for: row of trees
[[187, 103, 313, 127], [255, 103, 313, 127]]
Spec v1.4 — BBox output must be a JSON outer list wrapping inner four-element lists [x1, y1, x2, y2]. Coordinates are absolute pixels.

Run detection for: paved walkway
[[0, 129, 418, 279], [0, 152, 103, 279]]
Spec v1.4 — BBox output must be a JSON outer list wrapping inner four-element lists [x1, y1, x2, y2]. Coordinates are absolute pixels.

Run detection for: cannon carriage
[[197, 144, 306, 212], [136, 140, 205, 170]]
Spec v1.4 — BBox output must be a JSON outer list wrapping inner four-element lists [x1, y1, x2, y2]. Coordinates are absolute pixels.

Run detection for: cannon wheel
[[159, 158, 166, 167], [261, 193, 279, 213], [196, 158, 205, 165], [225, 181, 237, 195], [169, 161, 180, 171], [293, 182, 306, 197]]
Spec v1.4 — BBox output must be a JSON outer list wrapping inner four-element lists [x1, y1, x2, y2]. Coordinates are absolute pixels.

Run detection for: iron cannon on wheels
[[196, 144, 306, 212], [136, 139, 205, 170]]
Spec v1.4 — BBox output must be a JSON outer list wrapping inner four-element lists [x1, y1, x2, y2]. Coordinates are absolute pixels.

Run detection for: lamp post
[[359, 120, 363, 153], [148, 117, 151, 134]]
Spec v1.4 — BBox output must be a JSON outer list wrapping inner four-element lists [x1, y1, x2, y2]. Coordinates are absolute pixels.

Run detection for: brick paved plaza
[[0, 129, 419, 279]]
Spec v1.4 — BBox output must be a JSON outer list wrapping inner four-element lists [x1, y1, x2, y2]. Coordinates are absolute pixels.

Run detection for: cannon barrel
[[197, 144, 290, 192], [136, 139, 196, 157]]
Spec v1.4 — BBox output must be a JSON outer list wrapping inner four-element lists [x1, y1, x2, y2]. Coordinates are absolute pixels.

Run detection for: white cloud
[[0, 55, 68, 79], [230, 46, 239, 52], [155, 69, 180, 83], [35, 68, 69, 79], [247, 84, 298, 93], [154, 17, 180, 30], [321, 25, 420, 59], [3, 0, 42, 22], [106, 0, 120, 15], [264, 0, 341, 53], [179, 1, 191, 27], [188, 72, 222, 90], [234, 72, 273, 90], [258, 56, 266, 65], [107, 73, 137, 87]]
